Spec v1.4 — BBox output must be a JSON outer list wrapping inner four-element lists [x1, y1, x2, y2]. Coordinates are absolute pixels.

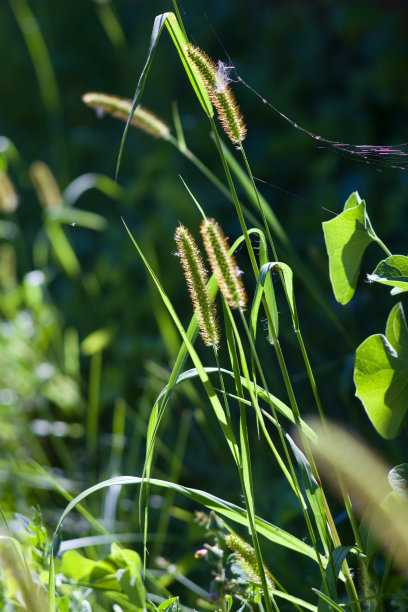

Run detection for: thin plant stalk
[[238, 140, 363, 608], [213, 346, 278, 612], [224, 304, 331, 592]]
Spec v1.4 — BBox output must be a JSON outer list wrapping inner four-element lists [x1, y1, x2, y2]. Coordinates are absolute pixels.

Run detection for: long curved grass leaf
[[50, 476, 321, 562], [153, 366, 316, 440], [221, 141, 348, 337], [45, 207, 107, 231], [116, 12, 212, 179], [286, 434, 328, 555], [317, 546, 353, 611], [63, 173, 124, 205], [258, 262, 298, 326], [257, 229, 279, 340]]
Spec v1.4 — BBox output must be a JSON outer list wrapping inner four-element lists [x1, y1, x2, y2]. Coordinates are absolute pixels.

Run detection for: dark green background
[[1, 0, 408, 603]]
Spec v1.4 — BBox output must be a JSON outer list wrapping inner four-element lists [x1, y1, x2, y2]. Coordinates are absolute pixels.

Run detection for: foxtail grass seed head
[[29, 161, 63, 209], [200, 219, 247, 310], [174, 224, 220, 348], [225, 534, 275, 591], [185, 43, 247, 146], [0, 172, 19, 213], [82, 92, 171, 140]]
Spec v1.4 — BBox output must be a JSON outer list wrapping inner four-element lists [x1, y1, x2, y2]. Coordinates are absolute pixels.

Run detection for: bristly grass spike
[[82, 92, 171, 140], [174, 224, 220, 348], [200, 218, 247, 310], [185, 43, 247, 146]]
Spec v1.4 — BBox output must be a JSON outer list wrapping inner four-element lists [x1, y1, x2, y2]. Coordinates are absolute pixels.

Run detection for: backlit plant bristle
[[174, 224, 220, 348], [29, 161, 63, 209], [0, 172, 19, 213], [225, 534, 275, 591], [200, 218, 247, 310], [185, 43, 247, 145], [82, 92, 171, 140]]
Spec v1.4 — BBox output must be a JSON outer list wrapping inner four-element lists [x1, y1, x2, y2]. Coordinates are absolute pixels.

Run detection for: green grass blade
[[48, 549, 56, 612], [45, 221, 81, 279], [258, 229, 279, 339], [94, 0, 128, 54], [273, 591, 317, 612], [116, 12, 212, 179], [222, 141, 349, 338], [123, 219, 240, 464], [50, 476, 323, 563], [115, 12, 173, 180], [45, 207, 107, 231], [286, 434, 329, 555], [317, 546, 353, 611], [223, 304, 298, 496], [164, 15, 212, 118], [153, 366, 316, 440], [312, 589, 345, 612], [63, 173, 124, 205]]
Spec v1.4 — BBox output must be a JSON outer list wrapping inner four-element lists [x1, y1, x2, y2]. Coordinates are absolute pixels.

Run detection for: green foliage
[[323, 189, 408, 439], [354, 302, 408, 439], [2, 0, 408, 610], [368, 255, 408, 295], [60, 544, 146, 606], [388, 464, 408, 502], [322, 192, 377, 305]]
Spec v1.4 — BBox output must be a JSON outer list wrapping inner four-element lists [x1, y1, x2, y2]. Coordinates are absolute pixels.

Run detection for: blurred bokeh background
[[0, 0, 407, 603]]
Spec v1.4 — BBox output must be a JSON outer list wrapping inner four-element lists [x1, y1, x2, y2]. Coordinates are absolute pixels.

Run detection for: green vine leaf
[[354, 302, 408, 439], [322, 191, 376, 304], [388, 464, 408, 501], [367, 255, 408, 295]]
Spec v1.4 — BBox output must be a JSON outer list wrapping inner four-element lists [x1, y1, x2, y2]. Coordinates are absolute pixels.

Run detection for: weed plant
[[1, 1, 408, 611]]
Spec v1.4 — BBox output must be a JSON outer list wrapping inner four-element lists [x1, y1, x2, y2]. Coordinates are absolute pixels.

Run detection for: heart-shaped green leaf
[[354, 302, 408, 438], [385, 301, 408, 353], [367, 255, 408, 295], [388, 464, 408, 501], [322, 192, 375, 304]]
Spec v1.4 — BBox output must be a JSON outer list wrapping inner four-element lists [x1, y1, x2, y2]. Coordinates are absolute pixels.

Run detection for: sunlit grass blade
[[44, 222, 81, 278], [220, 304, 275, 612], [316, 545, 354, 611], [154, 367, 316, 439], [222, 302, 299, 497], [49, 476, 324, 563], [286, 434, 329, 556], [63, 173, 124, 205], [312, 589, 345, 612], [116, 12, 212, 180], [45, 206, 107, 231], [272, 591, 317, 612]]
